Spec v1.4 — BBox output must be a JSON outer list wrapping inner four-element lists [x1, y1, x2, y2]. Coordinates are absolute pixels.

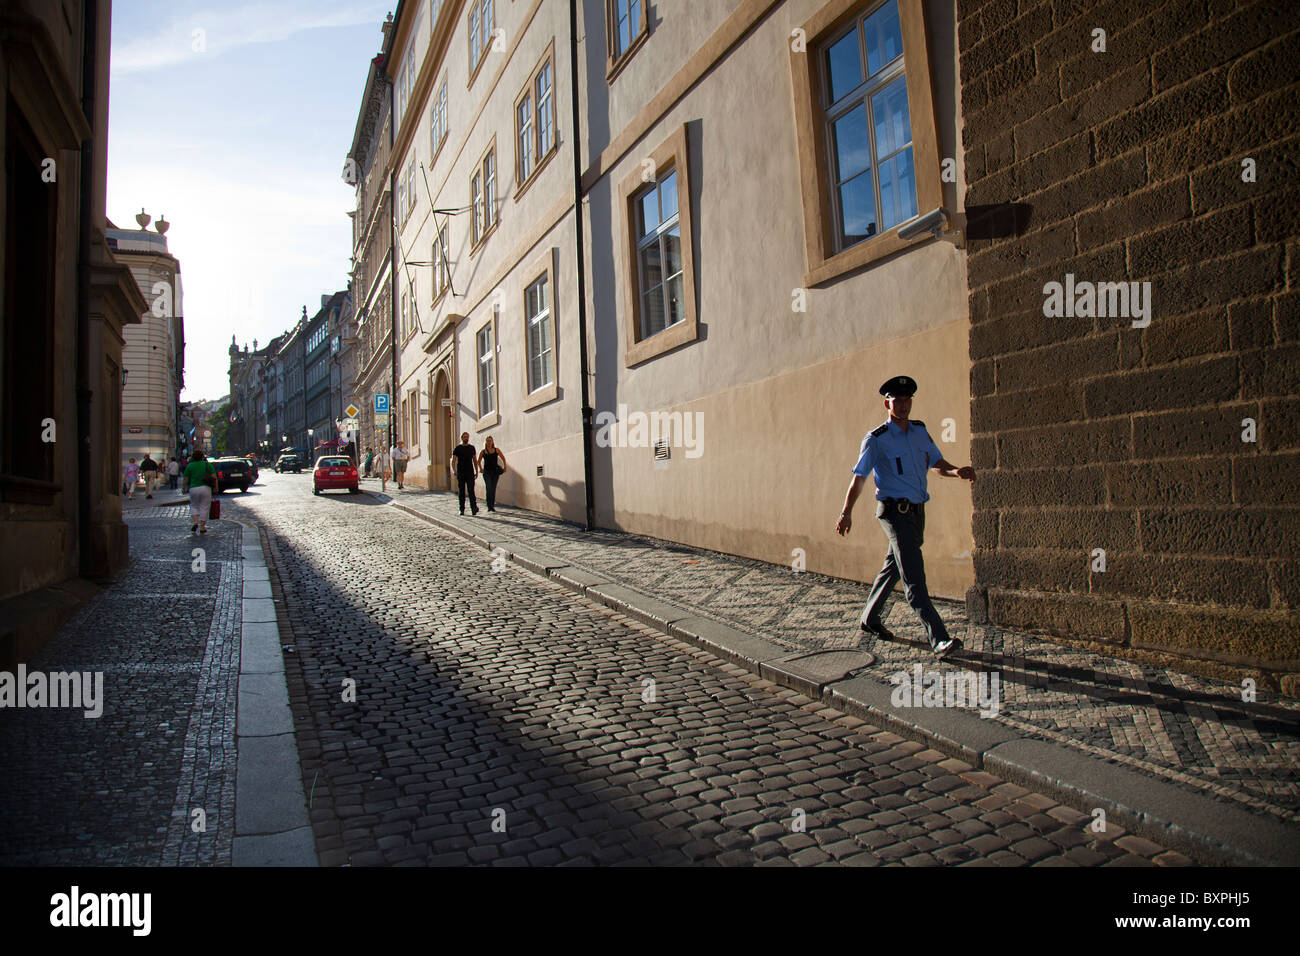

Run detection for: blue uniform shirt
[[853, 419, 943, 503]]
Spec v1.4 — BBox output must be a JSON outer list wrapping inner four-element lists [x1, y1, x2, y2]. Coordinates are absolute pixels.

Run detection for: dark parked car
[[212, 457, 251, 493], [275, 454, 302, 474], [242, 457, 259, 484]]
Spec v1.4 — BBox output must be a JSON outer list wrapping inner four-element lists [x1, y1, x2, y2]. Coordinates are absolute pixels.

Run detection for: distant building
[[346, 39, 395, 467], [305, 291, 349, 461], [1, 0, 150, 666], [106, 215, 185, 471]]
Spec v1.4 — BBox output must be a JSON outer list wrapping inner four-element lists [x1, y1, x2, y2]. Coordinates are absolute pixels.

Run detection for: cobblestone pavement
[[0, 509, 241, 866], [230, 473, 1183, 866], [381, 487, 1300, 825]]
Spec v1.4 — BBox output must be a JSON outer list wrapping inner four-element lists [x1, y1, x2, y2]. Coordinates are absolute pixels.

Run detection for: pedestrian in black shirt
[[477, 436, 506, 513], [139, 453, 160, 499], [451, 432, 479, 515]]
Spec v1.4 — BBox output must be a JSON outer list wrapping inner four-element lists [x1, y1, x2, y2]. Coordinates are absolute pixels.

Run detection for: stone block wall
[[956, 0, 1299, 681]]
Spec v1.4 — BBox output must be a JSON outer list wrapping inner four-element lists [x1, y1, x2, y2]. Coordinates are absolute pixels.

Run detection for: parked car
[[242, 457, 259, 484], [211, 457, 251, 493], [313, 456, 359, 495], [275, 454, 302, 474]]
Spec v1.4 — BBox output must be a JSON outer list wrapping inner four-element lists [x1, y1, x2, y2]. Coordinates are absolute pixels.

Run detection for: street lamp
[[308, 428, 314, 462]]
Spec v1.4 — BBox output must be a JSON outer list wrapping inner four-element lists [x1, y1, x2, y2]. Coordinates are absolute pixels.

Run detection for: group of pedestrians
[[121, 454, 182, 498], [452, 433, 506, 515], [357, 438, 506, 513]]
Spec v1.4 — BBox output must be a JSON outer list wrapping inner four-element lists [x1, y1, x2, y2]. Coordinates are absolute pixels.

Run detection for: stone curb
[[231, 521, 316, 867], [375, 494, 1299, 868]]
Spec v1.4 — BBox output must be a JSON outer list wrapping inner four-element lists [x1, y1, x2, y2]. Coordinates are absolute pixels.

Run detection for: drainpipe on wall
[[76, 0, 100, 577], [569, 0, 595, 532]]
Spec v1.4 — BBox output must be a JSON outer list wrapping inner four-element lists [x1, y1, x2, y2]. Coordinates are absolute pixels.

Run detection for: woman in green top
[[182, 449, 217, 534]]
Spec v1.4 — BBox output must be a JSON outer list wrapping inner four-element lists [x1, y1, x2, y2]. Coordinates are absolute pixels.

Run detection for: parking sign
[[374, 393, 389, 414]]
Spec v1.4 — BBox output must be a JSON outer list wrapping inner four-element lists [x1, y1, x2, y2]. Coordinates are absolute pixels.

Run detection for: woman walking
[[477, 437, 507, 513], [122, 458, 140, 498], [182, 449, 217, 534]]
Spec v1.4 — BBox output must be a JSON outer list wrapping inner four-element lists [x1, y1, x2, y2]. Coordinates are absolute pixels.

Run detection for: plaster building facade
[[364, 0, 971, 597], [1, 0, 150, 666], [347, 45, 396, 468], [108, 214, 184, 469], [351, 0, 1294, 680]]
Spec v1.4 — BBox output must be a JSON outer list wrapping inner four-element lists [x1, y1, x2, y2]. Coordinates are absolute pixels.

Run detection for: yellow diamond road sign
[[344, 403, 360, 418]]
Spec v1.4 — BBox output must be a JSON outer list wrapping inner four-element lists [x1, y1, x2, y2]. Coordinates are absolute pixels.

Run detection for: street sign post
[[374, 413, 389, 427], [344, 403, 360, 419], [374, 393, 389, 414]]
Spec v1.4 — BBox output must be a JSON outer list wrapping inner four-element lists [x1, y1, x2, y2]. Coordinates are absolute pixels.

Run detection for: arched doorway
[[432, 369, 453, 491]]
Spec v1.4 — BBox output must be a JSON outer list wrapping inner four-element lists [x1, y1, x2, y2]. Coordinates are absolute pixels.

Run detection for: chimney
[[381, 12, 393, 44]]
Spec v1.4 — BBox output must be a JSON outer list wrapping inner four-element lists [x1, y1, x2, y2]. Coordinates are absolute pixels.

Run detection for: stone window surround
[[470, 136, 499, 252], [617, 124, 699, 368], [475, 307, 500, 430], [514, 39, 560, 200], [789, 0, 945, 288], [521, 246, 559, 412], [606, 0, 649, 82]]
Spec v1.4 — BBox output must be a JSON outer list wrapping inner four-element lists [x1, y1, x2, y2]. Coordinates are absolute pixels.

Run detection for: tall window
[[471, 170, 483, 244], [430, 79, 448, 157], [821, 0, 916, 250], [396, 24, 419, 128], [634, 168, 683, 339], [536, 61, 553, 155], [468, 0, 494, 78], [477, 323, 496, 416], [516, 48, 557, 192], [471, 144, 497, 247], [611, 0, 642, 59], [517, 92, 534, 182], [525, 275, 552, 393], [400, 288, 409, 339], [607, 0, 646, 76], [432, 224, 450, 298]]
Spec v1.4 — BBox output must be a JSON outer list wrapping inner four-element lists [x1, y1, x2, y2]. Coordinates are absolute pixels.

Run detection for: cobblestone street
[[232, 473, 1183, 867]]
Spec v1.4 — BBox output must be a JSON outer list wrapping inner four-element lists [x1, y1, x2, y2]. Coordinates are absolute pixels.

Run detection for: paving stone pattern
[[387, 490, 1300, 825], [238, 474, 1181, 866], [0, 516, 240, 865]]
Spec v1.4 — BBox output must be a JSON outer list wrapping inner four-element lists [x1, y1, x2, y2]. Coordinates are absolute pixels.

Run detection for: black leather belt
[[881, 497, 922, 513]]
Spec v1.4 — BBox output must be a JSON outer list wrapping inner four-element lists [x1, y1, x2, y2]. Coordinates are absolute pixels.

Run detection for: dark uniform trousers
[[861, 500, 950, 648]]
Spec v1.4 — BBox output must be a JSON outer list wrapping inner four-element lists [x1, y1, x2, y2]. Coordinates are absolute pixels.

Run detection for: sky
[[107, 0, 392, 403]]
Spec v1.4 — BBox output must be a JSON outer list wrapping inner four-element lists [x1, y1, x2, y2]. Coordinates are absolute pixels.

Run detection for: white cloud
[[111, 1, 390, 76]]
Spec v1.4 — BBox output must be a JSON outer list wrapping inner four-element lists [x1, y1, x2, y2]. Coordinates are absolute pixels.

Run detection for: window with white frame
[[633, 167, 684, 339], [607, 0, 647, 75], [403, 159, 418, 224], [477, 322, 495, 416], [525, 274, 552, 393], [470, 144, 497, 247], [396, 25, 419, 128], [821, 0, 916, 250], [400, 288, 409, 339], [468, 0, 494, 79], [430, 79, 448, 157], [432, 224, 450, 298], [516, 48, 556, 190], [517, 92, 533, 182]]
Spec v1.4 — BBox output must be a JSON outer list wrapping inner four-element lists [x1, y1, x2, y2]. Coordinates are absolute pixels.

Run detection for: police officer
[[835, 375, 976, 659]]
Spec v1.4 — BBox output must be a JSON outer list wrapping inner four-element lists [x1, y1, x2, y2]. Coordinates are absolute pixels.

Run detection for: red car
[[313, 456, 359, 495]]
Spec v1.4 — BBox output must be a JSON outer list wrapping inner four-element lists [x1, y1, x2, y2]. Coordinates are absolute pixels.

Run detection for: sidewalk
[[365, 480, 1300, 866], [0, 500, 312, 866]]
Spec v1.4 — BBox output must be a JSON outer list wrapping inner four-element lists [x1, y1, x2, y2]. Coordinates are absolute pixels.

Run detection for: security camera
[[897, 207, 950, 241]]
